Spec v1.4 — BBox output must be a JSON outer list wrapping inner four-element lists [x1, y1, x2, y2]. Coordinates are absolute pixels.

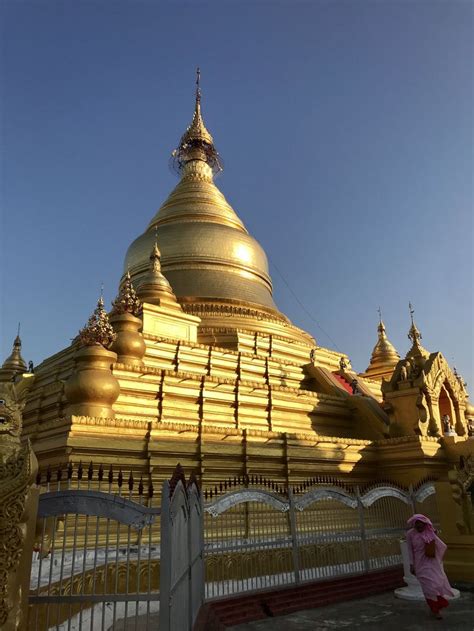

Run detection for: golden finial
[[364, 313, 400, 378], [407, 302, 422, 343], [111, 271, 142, 316], [78, 295, 117, 348], [181, 67, 213, 146], [196, 66, 201, 101], [1, 328, 27, 375], [151, 245, 160, 272], [171, 68, 222, 176], [150, 235, 162, 273], [406, 302, 429, 361], [377, 307, 385, 334], [136, 241, 179, 308]]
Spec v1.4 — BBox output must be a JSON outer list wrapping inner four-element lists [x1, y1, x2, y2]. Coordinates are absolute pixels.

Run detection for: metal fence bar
[[408, 484, 416, 513], [287, 488, 300, 584], [89, 513, 101, 630], [78, 504, 91, 629], [34, 516, 47, 631], [356, 486, 369, 573], [112, 480, 123, 628], [134, 525, 143, 631], [146, 514, 153, 626], [159, 480, 172, 630], [67, 490, 81, 631], [44, 514, 58, 630]]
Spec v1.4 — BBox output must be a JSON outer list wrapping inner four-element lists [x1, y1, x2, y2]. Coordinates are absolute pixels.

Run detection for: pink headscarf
[[407, 513, 436, 543]]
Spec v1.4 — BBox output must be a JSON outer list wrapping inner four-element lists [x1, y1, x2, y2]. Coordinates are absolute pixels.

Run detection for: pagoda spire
[[363, 310, 400, 380], [1, 327, 27, 378], [406, 302, 429, 360], [171, 68, 222, 176], [136, 240, 180, 308]]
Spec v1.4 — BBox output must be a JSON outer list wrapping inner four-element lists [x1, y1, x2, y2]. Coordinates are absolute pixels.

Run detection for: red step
[[333, 372, 353, 394]]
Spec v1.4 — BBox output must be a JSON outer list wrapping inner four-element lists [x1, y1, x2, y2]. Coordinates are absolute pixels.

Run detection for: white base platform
[[395, 581, 460, 601]]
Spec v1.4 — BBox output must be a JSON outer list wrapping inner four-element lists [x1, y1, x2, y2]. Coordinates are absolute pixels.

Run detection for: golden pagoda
[[0, 328, 27, 381], [361, 315, 400, 382], [5, 72, 471, 501]]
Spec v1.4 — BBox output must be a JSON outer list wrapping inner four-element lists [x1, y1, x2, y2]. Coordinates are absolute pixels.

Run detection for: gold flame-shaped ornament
[[111, 271, 142, 317], [78, 296, 116, 349]]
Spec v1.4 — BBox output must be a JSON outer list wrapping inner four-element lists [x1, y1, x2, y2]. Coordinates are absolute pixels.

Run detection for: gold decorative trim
[[70, 414, 373, 447], [375, 435, 440, 445], [70, 415, 151, 430], [183, 302, 290, 325]]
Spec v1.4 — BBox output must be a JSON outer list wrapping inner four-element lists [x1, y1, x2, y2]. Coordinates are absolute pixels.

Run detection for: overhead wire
[[268, 256, 343, 353]]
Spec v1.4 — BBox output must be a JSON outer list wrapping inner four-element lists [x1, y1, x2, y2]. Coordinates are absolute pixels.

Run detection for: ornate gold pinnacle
[[78, 296, 116, 349], [111, 271, 142, 317], [180, 67, 214, 147], [150, 242, 161, 273], [408, 302, 422, 344], [171, 68, 222, 176]]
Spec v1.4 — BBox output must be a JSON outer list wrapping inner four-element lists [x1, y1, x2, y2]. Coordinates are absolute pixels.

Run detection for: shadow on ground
[[229, 591, 474, 631]]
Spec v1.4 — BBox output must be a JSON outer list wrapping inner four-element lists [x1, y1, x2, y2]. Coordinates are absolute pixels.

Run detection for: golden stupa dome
[[1, 333, 27, 376], [363, 319, 400, 380], [124, 73, 285, 321]]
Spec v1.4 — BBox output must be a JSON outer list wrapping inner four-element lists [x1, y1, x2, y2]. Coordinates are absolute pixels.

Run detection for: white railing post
[[408, 484, 416, 514], [355, 486, 370, 573], [187, 494, 192, 631], [287, 487, 300, 584], [159, 480, 172, 631]]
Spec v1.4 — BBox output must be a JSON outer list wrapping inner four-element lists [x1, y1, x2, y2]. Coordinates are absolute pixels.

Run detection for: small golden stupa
[[0, 328, 27, 381], [361, 313, 400, 381]]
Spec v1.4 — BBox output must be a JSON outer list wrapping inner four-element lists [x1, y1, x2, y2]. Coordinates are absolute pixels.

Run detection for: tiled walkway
[[229, 591, 474, 631]]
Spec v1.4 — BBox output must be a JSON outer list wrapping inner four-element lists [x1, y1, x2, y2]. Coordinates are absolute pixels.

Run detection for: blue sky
[[1, 1, 472, 385]]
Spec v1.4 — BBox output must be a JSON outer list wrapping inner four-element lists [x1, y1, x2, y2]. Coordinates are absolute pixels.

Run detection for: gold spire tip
[[196, 67, 201, 101], [171, 68, 222, 176]]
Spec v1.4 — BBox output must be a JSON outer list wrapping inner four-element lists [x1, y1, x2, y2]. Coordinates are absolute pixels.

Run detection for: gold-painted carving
[[448, 455, 474, 535], [0, 376, 38, 630]]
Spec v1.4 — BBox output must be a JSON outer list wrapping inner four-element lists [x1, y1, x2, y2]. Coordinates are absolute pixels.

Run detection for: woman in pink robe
[[406, 514, 454, 619]]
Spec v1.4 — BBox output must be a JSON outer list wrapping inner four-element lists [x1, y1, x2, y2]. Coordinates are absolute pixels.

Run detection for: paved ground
[[229, 591, 474, 631]]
